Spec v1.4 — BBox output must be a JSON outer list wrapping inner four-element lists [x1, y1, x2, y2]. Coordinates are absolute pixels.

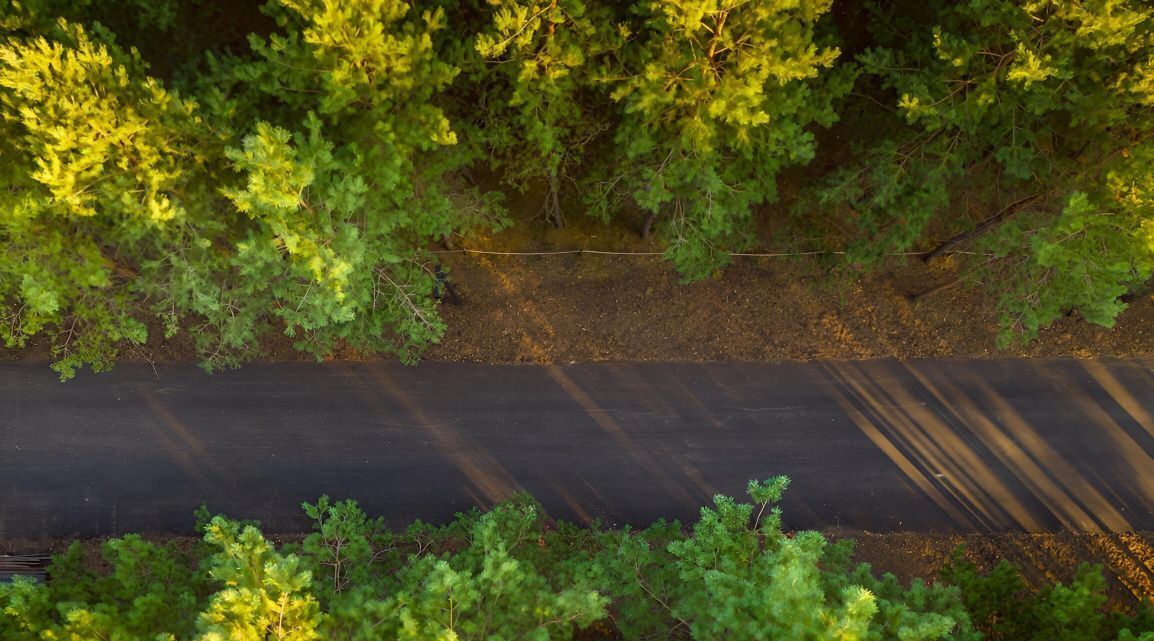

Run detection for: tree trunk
[[460, 165, 480, 188], [641, 212, 657, 239], [545, 173, 564, 228]]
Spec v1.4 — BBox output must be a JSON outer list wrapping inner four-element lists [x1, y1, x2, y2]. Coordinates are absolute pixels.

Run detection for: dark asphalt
[[2, 358, 1154, 539]]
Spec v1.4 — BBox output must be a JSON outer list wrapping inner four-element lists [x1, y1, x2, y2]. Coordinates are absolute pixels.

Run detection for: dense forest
[[1, 0, 1152, 378], [4, 479, 1154, 640]]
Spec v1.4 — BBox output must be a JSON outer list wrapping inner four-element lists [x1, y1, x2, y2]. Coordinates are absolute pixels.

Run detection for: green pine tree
[[594, 0, 854, 278], [816, 0, 1154, 343]]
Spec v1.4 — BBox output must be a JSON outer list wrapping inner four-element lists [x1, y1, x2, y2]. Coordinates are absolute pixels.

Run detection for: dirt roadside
[[402, 165, 1154, 365], [423, 247, 1154, 365]]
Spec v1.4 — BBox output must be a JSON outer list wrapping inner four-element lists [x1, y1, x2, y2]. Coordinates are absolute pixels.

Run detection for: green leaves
[[196, 0, 488, 364], [0, 0, 482, 377], [816, 0, 1154, 343], [0, 20, 199, 221], [0, 536, 210, 641], [599, 478, 967, 641], [224, 120, 358, 310], [0, 20, 207, 378], [299, 496, 393, 602], [991, 190, 1153, 346], [265, 0, 459, 147], [382, 501, 608, 641], [471, 0, 618, 226], [596, 0, 852, 278], [197, 517, 323, 641], [5, 485, 1154, 641], [665, 489, 875, 641], [938, 546, 1153, 641]]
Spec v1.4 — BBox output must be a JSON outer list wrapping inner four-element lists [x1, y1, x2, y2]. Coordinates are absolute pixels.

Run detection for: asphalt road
[[2, 358, 1154, 539]]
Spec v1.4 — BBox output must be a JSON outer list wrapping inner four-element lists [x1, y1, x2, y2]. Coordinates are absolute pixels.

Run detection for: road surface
[[2, 358, 1153, 539]]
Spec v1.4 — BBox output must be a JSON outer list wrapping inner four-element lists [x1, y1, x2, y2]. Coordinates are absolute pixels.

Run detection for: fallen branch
[[922, 192, 1042, 263]]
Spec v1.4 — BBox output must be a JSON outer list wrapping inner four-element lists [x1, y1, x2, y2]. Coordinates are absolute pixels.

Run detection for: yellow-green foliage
[[4, 0, 1154, 376], [0, 21, 196, 220], [196, 518, 323, 641], [818, 0, 1154, 343], [0, 2, 485, 378], [0, 483, 1025, 641], [0, 21, 207, 378], [595, 0, 855, 277], [223, 120, 357, 308], [474, 0, 618, 217]]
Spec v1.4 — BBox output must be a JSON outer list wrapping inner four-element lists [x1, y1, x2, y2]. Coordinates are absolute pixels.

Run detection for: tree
[[186, 0, 504, 365], [817, 0, 1154, 344], [0, 20, 214, 378], [0, 0, 506, 378], [0, 0, 181, 38], [594, 0, 854, 278], [940, 547, 1154, 641], [297, 496, 607, 641], [0, 535, 210, 641], [195, 516, 324, 641], [597, 477, 970, 641], [473, 0, 620, 227], [666, 478, 880, 641]]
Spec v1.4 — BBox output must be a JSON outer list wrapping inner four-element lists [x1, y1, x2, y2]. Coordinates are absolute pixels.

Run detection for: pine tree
[[597, 477, 970, 641], [595, 0, 854, 278], [194, 0, 501, 364], [0, 20, 211, 378], [817, 0, 1154, 343], [196, 516, 324, 641], [473, 0, 620, 227]]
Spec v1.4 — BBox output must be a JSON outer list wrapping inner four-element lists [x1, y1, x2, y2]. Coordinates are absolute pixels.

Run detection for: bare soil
[[421, 197, 1154, 364], [427, 251, 1154, 364]]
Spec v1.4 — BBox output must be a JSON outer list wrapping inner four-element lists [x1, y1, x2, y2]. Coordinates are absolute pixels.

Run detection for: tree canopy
[[2, 0, 1153, 375], [4, 482, 1153, 640]]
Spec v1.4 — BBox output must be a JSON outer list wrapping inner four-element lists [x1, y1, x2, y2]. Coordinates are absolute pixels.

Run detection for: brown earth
[[420, 190, 1154, 364], [426, 247, 1154, 365]]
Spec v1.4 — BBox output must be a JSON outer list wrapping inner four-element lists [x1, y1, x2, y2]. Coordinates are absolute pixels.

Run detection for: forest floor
[[421, 228, 1154, 366]]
